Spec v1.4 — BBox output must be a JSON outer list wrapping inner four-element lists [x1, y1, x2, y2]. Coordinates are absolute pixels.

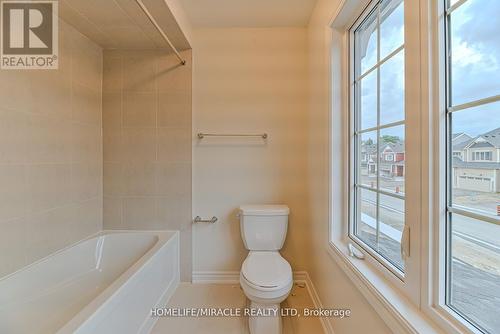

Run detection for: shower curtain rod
[[134, 0, 186, 66]]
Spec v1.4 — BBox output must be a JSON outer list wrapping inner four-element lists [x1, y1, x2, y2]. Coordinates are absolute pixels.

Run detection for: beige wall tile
[[104, 196, 122, 229], [0, 18, 103, 278], [0, 218, 27, 277], [123, 92, 157, 127], [123, 55, 157, 92], [71, 163, 102, 201], [158, 127, 191, 162], [156, 162, 191, 196], [72, 82, 101, 126], [103, 50, 192, 280], [158, 92, 191, 127], [0, 71, 34, 113], [26, 206, 73, 263], [0, 109, 28, 164], [103, 162, 123, 196], [122, 197, 157, 229], [157, 51, 192, 93], [103, 56, 122, 92], [31, 72, 72, 121], [156, 195, 191, 230], [0, 165, 27, 222], [71, 123, 102, 163], [26, 164, 72, 213], [70, 198, 101, 243], [102, 92, 122, 132], [103, 130, 123, 163], [27, 113, 72, 164], [122, 127, 157, 162], [72, 37, 102, 89], [122, 162, 157, 196]]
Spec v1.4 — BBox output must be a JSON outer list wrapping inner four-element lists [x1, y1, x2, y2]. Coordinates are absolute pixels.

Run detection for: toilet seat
[[242, 251, 292, 290], [240, 252, 293, 305]]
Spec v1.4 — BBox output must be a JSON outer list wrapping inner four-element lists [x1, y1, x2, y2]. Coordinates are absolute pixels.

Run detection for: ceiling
[[178, 0, 318, 28], [59, 0, 191, 50]]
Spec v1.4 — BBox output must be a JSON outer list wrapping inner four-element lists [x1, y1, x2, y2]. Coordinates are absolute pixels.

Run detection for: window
[[350, 0, 407, 274], [444, 0, 500, 332], [472, 151, 492, 161]]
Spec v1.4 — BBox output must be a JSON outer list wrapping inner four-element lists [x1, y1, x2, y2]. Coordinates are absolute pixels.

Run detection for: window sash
[[349, 0, 407, 278], [443, 0, 500, 332]]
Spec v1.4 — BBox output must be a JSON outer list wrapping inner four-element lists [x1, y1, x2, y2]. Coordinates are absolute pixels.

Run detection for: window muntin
[[445, 0, 500, 332], [351, 0, 406, 274], [472, 151, 492, 161], [448, 0, 500, 107]]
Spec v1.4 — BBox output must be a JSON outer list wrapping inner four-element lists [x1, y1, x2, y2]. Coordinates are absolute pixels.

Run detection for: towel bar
[[193, 216, 218, 224], [197, 133, 268, 139]]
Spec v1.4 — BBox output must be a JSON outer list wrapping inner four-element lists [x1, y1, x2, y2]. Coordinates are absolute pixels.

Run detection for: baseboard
[[295, 271, 335, 334], [192, 270, 334, 334], [192, 271, 240, 284]]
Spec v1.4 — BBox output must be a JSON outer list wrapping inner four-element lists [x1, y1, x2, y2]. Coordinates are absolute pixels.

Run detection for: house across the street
[[361, 137, 405, 180], [452, 128, 500, 193]]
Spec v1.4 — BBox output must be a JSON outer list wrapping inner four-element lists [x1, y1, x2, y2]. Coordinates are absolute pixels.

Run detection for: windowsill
[[327, 238, 445, 334]]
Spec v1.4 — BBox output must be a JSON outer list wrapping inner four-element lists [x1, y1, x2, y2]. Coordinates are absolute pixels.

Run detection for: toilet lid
[[241, 252, 292, 288]]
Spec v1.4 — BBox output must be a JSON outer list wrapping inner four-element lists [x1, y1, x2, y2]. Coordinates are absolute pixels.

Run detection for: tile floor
[[151, 283, 325, 334]]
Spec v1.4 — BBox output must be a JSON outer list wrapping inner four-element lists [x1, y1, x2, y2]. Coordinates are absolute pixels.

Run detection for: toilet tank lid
[[239, 205, 289, 216]]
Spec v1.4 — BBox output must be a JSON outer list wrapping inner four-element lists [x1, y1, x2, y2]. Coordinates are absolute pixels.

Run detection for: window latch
[[401, 226, 410, 259], [348, 243, 365, 260]]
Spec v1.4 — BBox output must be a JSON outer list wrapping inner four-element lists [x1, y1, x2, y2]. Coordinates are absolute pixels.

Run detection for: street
[[356, 187, 500, 333]]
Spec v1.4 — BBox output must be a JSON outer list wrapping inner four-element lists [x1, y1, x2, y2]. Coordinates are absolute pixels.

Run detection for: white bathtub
[[0, 230, 179, 334]]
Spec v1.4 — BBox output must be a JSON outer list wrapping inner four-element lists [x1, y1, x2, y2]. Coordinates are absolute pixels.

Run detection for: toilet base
[[248, 301, 282, 334]]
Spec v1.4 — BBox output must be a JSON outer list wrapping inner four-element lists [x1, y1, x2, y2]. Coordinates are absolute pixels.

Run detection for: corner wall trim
[[293, 271, 336, 334], [192, 271, 335, 334]]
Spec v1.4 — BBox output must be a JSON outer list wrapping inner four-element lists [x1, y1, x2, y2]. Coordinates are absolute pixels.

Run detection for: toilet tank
[[239, 205, 289, 251]]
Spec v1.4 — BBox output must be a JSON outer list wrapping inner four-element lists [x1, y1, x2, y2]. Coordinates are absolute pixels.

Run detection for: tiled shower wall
[[102, 50, 192, 280], [0, 20, 103, 278]]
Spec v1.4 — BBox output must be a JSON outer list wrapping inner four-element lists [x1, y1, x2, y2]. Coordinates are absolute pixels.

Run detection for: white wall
[[192, 28, 311, 273], [190, 10, 392, 333], [306, 0, 392, 332]]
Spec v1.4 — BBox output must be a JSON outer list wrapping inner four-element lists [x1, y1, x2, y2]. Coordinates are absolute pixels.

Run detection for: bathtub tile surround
[[0, 20, 103, 278], [102, 49, 193, 281]]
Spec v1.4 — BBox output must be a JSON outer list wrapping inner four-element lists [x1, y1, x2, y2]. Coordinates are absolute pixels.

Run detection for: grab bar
[[193, 216, 218, 224], [197, 133, 268, 139]]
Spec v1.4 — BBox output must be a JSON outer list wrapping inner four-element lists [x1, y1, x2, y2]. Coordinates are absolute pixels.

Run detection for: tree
[[380, 135, 399, 144]]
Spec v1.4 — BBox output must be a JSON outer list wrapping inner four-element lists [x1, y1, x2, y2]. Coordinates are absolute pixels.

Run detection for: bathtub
[[0, 230, 179, 334]]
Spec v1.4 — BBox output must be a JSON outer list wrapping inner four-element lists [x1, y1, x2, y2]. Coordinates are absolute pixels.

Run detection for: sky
[[357, 0, 500, 138]]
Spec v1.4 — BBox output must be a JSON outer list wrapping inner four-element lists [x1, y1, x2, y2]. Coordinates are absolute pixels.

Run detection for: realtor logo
[[1, 1, 58, 69]]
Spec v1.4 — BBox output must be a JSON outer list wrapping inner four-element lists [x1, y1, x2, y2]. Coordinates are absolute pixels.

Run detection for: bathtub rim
[[0, 229, 179, 333], [0, 229, 177, 283], [55, 229, 179, 333]]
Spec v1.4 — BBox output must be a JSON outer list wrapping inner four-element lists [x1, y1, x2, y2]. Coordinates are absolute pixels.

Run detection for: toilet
[[238, 205, 293, 334]]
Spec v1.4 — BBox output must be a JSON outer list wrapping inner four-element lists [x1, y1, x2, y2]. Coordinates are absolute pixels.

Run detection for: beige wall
[[192, 28, 311, 273], [0, 20, 103, 278], [306, 0, 391, 332], [191, 22, 389, 333], [102, 49, 192, 281]]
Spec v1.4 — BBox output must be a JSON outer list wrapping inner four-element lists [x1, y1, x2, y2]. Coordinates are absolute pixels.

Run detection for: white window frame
[[434, 0, 500, 333], [348, 0, 410, 279], [327, 0, 496, 333], [329, 0, 422, 308]]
